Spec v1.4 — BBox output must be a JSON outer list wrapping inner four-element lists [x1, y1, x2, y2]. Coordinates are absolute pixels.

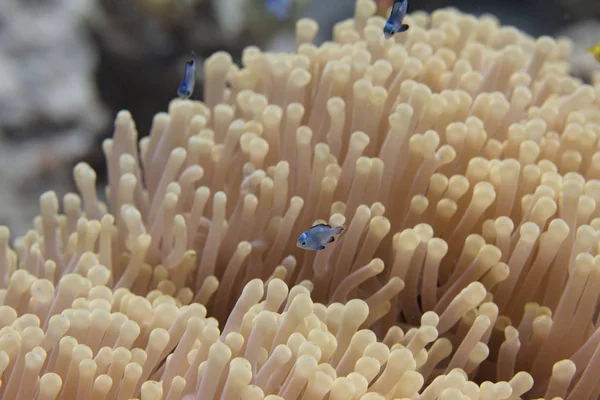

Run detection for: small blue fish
[[297, 223, 344, 251], [383, 0, 409, 39], [177, 52, 196, 99], [265, 0, 292, 20]]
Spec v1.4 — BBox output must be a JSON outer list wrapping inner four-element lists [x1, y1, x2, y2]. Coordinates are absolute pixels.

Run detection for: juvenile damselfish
[[177, 52, 196, 99], [265, 0, 292, 20], [297, 223, 344, 251], [383, 0, 409, 39]]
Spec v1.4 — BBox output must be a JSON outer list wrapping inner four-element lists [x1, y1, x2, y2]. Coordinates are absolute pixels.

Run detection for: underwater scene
[[0, 0, 599, 399]]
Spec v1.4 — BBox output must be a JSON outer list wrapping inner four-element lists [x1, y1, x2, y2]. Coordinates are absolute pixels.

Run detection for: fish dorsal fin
[[311, 223, 332, 229], [391, 0, 403, 15], [187, 52, 196, 67]]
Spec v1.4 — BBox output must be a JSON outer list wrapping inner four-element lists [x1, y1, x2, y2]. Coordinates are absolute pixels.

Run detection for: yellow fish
[[589, 44, 600, 62]]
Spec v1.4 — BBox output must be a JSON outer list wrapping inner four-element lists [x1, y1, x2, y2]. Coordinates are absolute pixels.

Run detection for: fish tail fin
[[334, 225, 345, 235]]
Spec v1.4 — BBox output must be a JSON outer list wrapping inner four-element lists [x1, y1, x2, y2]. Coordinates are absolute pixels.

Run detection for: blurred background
[[0, 0, 598, 238]]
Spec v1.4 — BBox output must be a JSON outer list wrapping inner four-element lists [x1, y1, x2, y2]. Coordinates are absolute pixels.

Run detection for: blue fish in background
[[177, 52, 196, 99], [383, 0, 409, 38], [297, 223, 345, 251], [265, 0, 293, 20]]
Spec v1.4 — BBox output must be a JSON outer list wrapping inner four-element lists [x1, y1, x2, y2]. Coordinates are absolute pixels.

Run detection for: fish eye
[[301, 241, 306, 246]]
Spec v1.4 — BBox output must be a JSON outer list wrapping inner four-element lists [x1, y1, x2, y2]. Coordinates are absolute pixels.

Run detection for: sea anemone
[[1, 0, 600, 399]]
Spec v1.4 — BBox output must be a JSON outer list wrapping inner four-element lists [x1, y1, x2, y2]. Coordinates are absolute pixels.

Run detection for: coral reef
[[1, 0, 600, 399]]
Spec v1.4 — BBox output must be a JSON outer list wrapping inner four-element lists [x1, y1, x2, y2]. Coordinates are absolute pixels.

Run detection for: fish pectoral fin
[[328, 236, 335, 243], [318, 245, 326, 250], [399, 24, 409, 32]]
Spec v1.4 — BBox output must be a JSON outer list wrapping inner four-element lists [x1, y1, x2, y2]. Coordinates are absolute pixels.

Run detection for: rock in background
[[0, 0, 109, 237], [557, 20, 600, 83]]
